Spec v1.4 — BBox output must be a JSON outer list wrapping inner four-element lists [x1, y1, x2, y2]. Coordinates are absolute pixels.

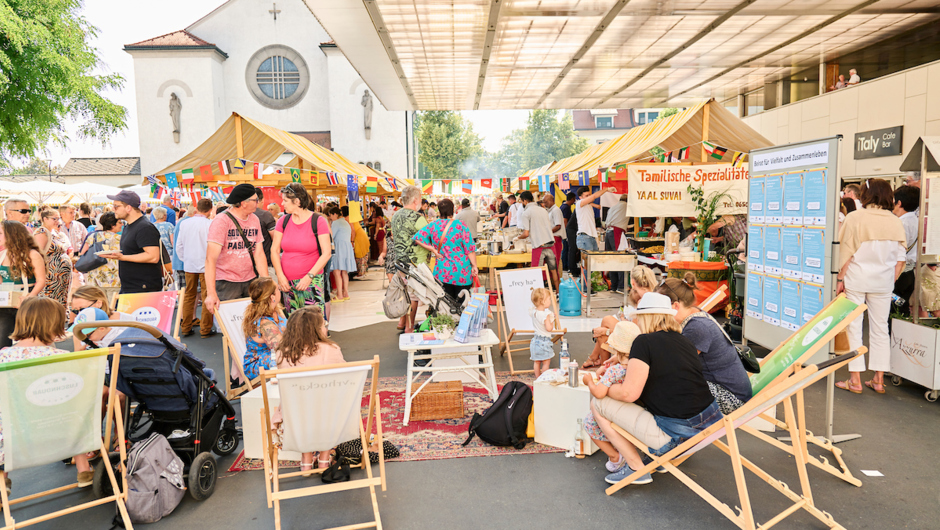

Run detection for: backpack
[[120, 433, 185, 524], [462, 381, 533, 449], [383, 271, 411, 319]]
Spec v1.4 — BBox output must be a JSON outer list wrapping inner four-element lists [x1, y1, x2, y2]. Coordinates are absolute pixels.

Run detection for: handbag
[[335, 438, 400, 464], [683, 311, 761, 374], [74, 232, 108, 273], [159, 241, 177, 291]]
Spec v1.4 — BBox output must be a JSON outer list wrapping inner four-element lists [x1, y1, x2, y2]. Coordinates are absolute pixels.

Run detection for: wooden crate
[[410, 381, 464, 421]]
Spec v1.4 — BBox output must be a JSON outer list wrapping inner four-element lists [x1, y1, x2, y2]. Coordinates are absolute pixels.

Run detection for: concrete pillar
[[737, 94, 745, 118], [819, 62, 826, 96]]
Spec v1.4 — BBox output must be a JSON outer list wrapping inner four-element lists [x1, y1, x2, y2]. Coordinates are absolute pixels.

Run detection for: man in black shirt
[[252, 187, 277, 273], [492, 194, 510, 227], [560, 192, 579, 275], [103, 190, 164, 293]]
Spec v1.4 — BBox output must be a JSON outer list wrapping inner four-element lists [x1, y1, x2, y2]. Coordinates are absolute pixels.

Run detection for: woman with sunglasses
[[0, 221, 46, 348], [270, 183, 332, 316], [32, 209, 73, 307]]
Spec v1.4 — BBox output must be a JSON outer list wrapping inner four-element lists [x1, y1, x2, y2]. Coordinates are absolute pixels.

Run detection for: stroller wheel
[[92, 452, 123, 499], [213, 428, 239, 456], [188, 452, 217, 501]]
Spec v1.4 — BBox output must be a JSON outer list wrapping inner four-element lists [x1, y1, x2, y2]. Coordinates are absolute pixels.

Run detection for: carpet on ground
[[228, 372, 561, 472]]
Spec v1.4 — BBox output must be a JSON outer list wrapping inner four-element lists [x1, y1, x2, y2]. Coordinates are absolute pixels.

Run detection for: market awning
[[900, 137, 940, 173]]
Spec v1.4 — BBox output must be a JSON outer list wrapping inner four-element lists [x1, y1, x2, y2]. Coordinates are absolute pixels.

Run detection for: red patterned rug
[[228, 372, 561, 472]]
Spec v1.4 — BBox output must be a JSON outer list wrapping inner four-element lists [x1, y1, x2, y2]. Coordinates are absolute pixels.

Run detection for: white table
[[533, 378, 599, 455], [241, 382, 302, 461], [398, 329, 499, 426], [580, 252, 636, 316]]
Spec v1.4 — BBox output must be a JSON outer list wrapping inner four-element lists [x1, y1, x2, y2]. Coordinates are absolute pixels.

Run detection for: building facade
[[59, 157, 141, 188]]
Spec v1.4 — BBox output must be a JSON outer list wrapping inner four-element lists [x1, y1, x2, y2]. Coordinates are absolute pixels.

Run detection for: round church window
[[246, 45, 309, 109]]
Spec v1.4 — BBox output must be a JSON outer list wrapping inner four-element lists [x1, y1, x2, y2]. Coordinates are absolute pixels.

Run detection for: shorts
[[216, 279, 253, 301], [576, 233, 599, 252], [530, 335, 555, 361], [531, 244, 556, 270]]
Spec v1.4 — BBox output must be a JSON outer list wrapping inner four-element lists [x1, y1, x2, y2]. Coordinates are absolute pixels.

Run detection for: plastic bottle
[[575, 418, 586, 458], [559, 338, 570, 370], [891, 294, 905, 306]]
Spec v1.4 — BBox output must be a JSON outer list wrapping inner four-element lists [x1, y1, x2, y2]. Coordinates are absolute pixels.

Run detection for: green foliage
[[687, 185, 730, 255], [590, 271, 608, 293], [415, 111, 483, 180], [659, 108, 679, 119], [3, 157, 59, 176], [429, 313, 457, 330], [0, 0, 127, 162], [496, 110, 590, 179]]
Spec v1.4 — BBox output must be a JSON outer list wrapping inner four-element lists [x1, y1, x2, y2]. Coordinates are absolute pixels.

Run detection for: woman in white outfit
[[835, 179, 906, 394]]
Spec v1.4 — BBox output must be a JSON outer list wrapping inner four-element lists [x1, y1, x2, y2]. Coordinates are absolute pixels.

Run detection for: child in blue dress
[[529, 287, 557, 377], [241, 277, 286, 382]]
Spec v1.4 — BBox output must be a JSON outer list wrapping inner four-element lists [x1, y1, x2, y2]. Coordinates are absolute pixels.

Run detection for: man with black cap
[[101, 190, 163, 293], [204, 183, 269, 314]]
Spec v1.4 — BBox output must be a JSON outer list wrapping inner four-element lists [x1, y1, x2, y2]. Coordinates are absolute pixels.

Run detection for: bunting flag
[[554, 184, 564, 206], [664, 151, 674, 163], [703, 141, 727, 160], [677, 146, 689, 160], [731, 151, 747, 168], [559, 172, 570, 190], [233, 158, 246, 171], [481, 178, 492, 189], [598, 168, 608, 184], [385, 177, 398, 191], [197, 165, 212, 182], [347, 174, 359, 202], [579, 170, 590, 185], [614, 163, 627, 180], [180, 168, 195, 184], [165, 172, 179, 189], [366, 175, 378, 193], [648, 157, 656, 163], [461, 179, 472, 194], [188, 185, 200, 205], [290, 168, 301, 183], [518, 176, 529, 191], [448, 180, 455, 194], [327, 172, 339, 186], [217, 160, 232, 176], [146, 174, 159, 185], [252, 162, 264, 179], [422, 179, 433, 194], [442, 180, 451, 192], [273, 167, 284, 175], [537, 175, 550, 192]]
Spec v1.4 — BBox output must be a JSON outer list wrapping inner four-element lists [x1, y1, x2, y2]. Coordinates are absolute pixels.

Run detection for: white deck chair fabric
[[216, 299, 251, 384], [0, 352, 106, 470], [277, 365, 369, 453]]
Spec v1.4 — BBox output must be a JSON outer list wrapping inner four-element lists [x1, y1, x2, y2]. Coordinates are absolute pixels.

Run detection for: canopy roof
[[522, 99, 771, 178], [154, 113, 408, 194], [900, 137, 940, 173]]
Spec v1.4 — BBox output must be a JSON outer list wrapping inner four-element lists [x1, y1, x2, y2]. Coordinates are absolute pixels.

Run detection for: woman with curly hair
[[0, 221, 47, 348], [240, 277, 286, 383], [31, 209, 72, 306]]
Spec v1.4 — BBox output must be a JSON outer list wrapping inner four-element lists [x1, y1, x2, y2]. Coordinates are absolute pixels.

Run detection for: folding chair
[[113, 290, 182, 339], [0, 346, 132, 530], [216, 298, 288, 400], [495, 266, 568, 374], [606, 348, 865, 530], [259, 355, 385, 530], [698, 284, 728, 313]]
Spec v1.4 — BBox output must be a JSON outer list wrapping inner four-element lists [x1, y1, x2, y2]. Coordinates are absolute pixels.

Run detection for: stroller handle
[[72, 320, 167, 342]]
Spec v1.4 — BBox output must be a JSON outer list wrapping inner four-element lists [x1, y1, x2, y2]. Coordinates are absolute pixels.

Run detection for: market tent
[[900, 137, 940, 172], [63, 182, 124, 203], [0, 181, 74, 205]]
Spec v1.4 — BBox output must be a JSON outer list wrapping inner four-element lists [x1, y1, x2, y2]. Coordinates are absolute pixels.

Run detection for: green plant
[[429, 313, 457, 330], [590, 271, 608, 293], [687, 185, 731, 256]]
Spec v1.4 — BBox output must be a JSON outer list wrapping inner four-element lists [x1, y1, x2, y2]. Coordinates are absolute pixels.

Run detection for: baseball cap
[[68, 307, 111, 334], [106, 190, 142, 209]]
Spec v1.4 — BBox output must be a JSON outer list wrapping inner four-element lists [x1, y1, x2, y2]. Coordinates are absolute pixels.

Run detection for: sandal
[[317, 450, 335, 469], [864, 379, 886, 394], [582, 358, 601, 370], [835, 379, 863, 394], [300, 462, 315, 475]]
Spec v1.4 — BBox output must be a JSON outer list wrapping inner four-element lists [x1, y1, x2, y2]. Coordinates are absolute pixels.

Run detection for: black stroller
[[74, 321, 238, 501]]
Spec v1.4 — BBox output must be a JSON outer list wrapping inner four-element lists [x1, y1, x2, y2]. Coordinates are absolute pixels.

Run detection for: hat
[[106, 190, 141, 209], [226, 183, 258, 205], [635, 292, 677, 316], [602, 321, 641, 355], [67, 308, 110, 334]]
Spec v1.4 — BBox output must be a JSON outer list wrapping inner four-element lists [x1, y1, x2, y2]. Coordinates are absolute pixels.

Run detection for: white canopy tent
[[63, 182, 124, 203], [0, 181, 74, 205]]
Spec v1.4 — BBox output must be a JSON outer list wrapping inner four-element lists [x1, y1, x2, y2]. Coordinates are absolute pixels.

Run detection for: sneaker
[[605, 454, 627, 472], [605, 465, 652, 485], [77, 471, 94, 488], [641, 453, 667, 474]]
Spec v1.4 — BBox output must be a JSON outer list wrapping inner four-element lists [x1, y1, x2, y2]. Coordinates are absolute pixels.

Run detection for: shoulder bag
[[225, 211, 259, 278], [683, 310, 760, 374], [74, 231, 108, 273]]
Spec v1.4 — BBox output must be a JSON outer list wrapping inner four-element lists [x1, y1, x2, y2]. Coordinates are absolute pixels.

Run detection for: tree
[[494, 110, 590, 179], [5, 157, 59, 176], [649, 108, 680, 157], [415, 111, 483, 180], [0, 0, 127, 163]]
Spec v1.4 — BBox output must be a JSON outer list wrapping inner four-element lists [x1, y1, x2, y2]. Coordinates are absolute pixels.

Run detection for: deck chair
[[216, 298, 276, 400], [606, 348, 865, 530], [495, 266, 568, 374], [114, 290, 181, 339], [259, 355, 385, 530], [0, 346, 132, 530], [698, 284, 728, 313]]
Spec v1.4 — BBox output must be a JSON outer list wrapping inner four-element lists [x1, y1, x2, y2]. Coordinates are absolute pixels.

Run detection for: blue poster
[[781, 227, 802, 279], [803, 169, 827, 226], [749, 176, 765, 225], [801, 283, 824, 324], [781, 279, 802, 332], [783, 171, 804, 225], [763, 226, 782, 276], [747, 272, 763, 320], [763, 277, 781, 326], [764, 173, 784, 224], [802, 228, 825, 284], [747, 225, 763, 273]]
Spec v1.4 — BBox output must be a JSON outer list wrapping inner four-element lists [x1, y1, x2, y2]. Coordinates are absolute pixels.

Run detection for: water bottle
[[559, 338, 570, 370], [891, 293, 905, 307]]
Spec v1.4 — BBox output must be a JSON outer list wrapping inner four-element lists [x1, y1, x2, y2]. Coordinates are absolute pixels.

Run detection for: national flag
[[422, 180, 433, 194], [614, 163, 627, 180], [442, 179, 451, 191], [327, 172, 339, 186], [461, 179, 472, 194], [598, 168, 608, 183], [481, 178, 492, 189], [146, 174, 159, 185], [518, 176, 529, 191], [289, 168, 301, 183], [385, 177, 398, 191], [252, 162, 264, 179], [578, 170, 590, 186], [664, 151, 673, 163], [537, 175, 549, 192], [217, 160, 232, 176], [649, 157, 656, 163], [366, 175, 378, 193], [677, 147, 689, 160], [272, 166, 284, 175], [197, 165, 212, 182], [703, 141, 727, 160], [189, 187, 200, 205], [559, 173, 570, 190], [165, 172, 179, 189], [500, 179, 510, 193], [447, 181, 455, 194], [347, 174, 359, 202], [731, 151, 746, 168], [233, 158, 246, 171], [181, 168, 195, 184], [554, 184, 564, 207]]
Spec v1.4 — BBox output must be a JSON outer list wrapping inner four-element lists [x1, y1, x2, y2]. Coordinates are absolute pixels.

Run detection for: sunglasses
[[69, 308, 83, 315], [6, 209, 30, 214]]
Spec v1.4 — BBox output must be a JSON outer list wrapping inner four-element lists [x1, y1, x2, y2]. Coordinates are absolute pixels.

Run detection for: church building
[[124, 0, 414, 179]]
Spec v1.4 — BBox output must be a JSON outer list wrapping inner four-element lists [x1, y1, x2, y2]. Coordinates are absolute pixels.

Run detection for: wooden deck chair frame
[[259, 355, 385, 530], [698, 284, 727, 313], [215, 298, 286, 401], [1, 345, 133, 530], [494, 265, 568, 375], [605, 348, 865, 530], [111, 290, 182, 340]]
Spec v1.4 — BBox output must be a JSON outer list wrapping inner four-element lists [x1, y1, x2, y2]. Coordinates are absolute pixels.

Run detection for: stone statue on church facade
[[169, 93, 182, 143], [361, 89, 373, 140]]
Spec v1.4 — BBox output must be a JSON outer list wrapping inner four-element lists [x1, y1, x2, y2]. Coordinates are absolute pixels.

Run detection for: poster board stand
[[113, 290, 181, 339], [216, 298, 256, 400], [495, 266, 567, 375]]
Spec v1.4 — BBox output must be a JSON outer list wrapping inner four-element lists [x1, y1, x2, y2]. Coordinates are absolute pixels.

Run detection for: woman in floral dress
[[78, 212, 122, 291], [32, 209, 72, 306], [412, 198, 478, 301]]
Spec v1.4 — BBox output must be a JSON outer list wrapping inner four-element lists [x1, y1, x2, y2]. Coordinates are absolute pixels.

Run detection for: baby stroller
[[74, 321, 238, 501], [395, 261, 466, 318]]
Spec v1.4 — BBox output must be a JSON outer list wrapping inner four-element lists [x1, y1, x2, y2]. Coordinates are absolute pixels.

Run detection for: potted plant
[[429, 313, 457, 340], [687, 184, 731, 257]]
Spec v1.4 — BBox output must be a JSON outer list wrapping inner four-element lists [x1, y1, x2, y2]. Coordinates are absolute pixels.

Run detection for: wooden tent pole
[[234, 115, 246, 177], [700, 102, 711, 163]]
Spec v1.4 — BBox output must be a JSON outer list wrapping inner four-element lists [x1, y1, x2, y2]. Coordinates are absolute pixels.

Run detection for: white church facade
[[125, 0, 413, 179]]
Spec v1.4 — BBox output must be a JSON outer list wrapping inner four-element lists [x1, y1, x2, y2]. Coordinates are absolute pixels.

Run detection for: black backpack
[[463, 381, 533, 449]]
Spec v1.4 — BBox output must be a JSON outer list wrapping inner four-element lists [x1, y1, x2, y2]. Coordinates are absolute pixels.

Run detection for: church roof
[[60, 158, 141, 177], [124, 30, 228, 58]]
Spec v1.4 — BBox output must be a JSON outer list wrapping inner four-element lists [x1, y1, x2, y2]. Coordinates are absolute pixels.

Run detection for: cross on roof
[[269, 3, 281, 21]]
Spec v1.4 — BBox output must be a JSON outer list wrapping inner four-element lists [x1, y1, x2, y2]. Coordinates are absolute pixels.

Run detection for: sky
[[38, 0, 531, 168]]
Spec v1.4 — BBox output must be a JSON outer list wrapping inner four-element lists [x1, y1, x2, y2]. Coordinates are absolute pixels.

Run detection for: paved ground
[[6, 317, 940, 529]]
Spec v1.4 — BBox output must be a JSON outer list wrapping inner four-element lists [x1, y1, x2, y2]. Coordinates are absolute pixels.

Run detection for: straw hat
[[635, 292, 677, 316], [602, 321, 642, 355]]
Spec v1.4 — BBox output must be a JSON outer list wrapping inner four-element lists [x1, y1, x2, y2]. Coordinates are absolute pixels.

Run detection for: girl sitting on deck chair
[[242, 277, 286, 382]]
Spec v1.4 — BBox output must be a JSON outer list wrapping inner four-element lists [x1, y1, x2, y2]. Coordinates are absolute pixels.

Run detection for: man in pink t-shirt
[[204, 184, 269, 314]]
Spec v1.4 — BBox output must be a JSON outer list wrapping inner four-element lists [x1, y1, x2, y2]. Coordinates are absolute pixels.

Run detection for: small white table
[[533, 378, 599, 455], [398, 329, 500, 426]]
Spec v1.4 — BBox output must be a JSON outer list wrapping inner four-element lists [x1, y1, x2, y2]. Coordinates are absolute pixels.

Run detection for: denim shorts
[[576, 233, 599, 252], [530, 335, 555, 361]]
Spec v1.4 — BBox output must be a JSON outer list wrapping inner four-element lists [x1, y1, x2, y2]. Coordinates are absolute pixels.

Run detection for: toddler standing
[[529, 287, 557, 377]]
